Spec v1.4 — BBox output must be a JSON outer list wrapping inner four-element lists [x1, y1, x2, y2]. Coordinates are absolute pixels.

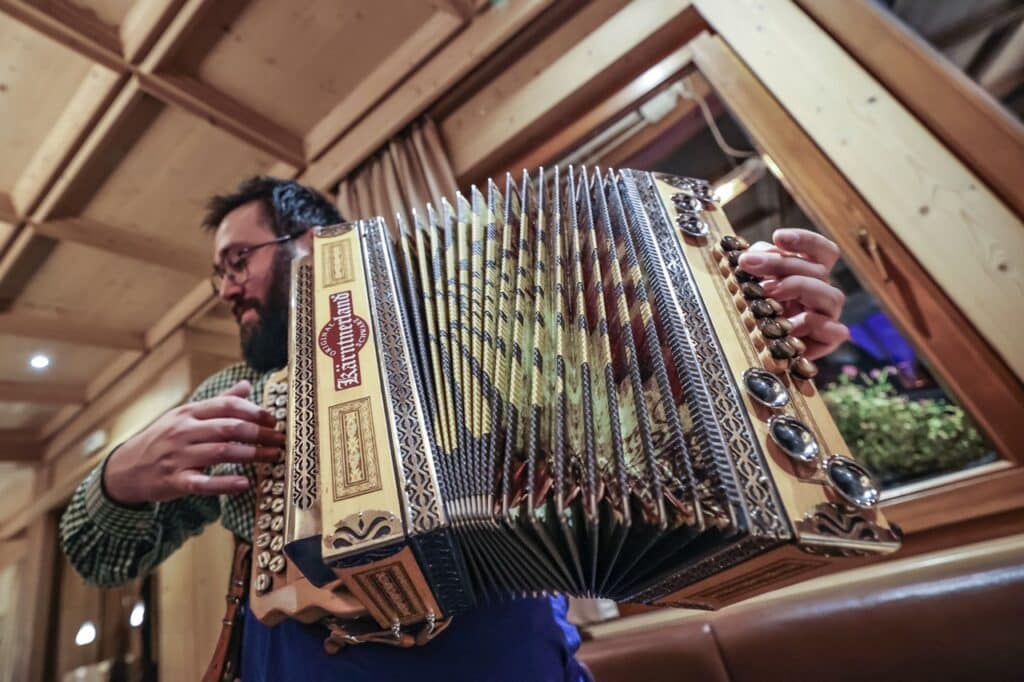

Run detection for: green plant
[[822, 369, 990, 485]]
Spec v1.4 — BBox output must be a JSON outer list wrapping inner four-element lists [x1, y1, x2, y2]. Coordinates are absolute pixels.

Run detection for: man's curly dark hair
[[202, 176, 343, 236]]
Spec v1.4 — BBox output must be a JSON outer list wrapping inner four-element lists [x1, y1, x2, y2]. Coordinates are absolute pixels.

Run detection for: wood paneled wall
[[156, 521, 234, 682]]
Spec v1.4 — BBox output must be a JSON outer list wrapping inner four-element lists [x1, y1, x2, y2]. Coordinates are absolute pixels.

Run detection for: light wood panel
[[9, 63, 121, 217], [157, 522, 233, 682], [194, 0, 441, 136], [796, 0, 1024, 220], [0, 12, 95, 194], [694, 0, 1024, 383], [688, 32, 1024, 468], [15, 241, 198, 330], [7, 502, 57, 682], [53, 551, 104, 677], [73, 103, 274, 253], [0, 0, 123, 71], [136, 70, 304, 166], [303, 8, 464, 159]]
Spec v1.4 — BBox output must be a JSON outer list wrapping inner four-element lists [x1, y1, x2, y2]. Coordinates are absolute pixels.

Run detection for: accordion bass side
[[248, 168, 900, 649]]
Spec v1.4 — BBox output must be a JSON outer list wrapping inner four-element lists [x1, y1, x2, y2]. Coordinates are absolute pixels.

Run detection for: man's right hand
[[103, 380, 284, 506]]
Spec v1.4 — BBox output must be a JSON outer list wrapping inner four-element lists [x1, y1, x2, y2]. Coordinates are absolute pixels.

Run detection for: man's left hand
[[737, 228, 849, 360]]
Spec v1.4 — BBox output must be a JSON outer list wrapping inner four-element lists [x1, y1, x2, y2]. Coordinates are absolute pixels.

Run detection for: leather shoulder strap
[[203, 536, 252, 682]]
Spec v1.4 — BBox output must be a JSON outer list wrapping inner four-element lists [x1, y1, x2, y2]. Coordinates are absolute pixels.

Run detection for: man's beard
[[237, 250, 291, 372]]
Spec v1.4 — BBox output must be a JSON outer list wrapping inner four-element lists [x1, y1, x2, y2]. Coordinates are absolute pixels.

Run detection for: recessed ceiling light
[[74, 620, 97, 646], [129, 601, 145, 628], [29, 354, 50, 370]]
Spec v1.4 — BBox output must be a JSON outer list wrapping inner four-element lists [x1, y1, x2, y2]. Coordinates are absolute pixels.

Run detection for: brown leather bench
[[579, 535, 1024, 681]]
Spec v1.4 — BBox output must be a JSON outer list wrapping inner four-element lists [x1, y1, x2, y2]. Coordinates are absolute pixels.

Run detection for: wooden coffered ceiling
[[0, 0, 559, 465]]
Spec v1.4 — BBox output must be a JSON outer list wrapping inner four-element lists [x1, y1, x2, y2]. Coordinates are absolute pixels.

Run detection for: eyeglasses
[[210, 230, 308, 294]]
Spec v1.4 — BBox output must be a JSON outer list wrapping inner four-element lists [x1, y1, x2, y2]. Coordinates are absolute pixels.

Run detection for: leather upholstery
[[579, 538, 1024, 681]]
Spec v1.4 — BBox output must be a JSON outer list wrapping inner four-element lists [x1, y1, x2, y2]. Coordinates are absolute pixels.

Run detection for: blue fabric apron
[[241, 595, 586, 681]]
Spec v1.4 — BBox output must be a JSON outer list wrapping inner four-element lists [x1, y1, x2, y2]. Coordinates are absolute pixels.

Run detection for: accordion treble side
[[247, 168, 900, 649]]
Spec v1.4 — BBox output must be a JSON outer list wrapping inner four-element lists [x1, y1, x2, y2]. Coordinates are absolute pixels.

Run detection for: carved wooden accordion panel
[[249, 168, 900, 648]]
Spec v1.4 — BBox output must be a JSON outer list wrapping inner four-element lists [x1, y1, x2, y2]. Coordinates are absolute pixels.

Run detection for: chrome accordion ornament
[[248, 168, 900, 651]]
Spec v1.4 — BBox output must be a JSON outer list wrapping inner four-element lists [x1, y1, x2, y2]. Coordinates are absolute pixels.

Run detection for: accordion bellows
[[249, 168, 900, 649]]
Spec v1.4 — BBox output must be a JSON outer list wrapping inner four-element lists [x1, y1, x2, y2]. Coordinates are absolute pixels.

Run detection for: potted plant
[[822, 368, 993, 487]]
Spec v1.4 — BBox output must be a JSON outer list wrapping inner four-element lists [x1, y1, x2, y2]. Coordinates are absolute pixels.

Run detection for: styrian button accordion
[[247, 168, 900, 651]]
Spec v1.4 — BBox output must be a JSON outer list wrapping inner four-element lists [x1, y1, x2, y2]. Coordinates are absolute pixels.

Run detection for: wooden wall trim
[[795, 0, 1024, 221], [689, 32, 1024, 469], [883, 465, 1024, 534]]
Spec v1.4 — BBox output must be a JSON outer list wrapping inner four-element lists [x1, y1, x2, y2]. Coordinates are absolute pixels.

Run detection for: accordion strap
[[322, 611, 453, 654], [203, 536, 252, 682]]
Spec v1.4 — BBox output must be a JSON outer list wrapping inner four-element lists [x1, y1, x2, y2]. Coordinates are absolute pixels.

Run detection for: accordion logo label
[[318, 290, 369, 390]]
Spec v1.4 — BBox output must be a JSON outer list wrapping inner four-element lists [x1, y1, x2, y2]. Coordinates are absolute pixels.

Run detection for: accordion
[[248, 168, 900, 650]]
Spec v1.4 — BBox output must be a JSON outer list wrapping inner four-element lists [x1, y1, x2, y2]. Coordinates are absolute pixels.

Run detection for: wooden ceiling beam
[[593, 77, 714, 169], [0, 226, 57, 311], [439, 0, 705, 184], [33, 217, 210, 277], [3, 0, 299, 177], [0, 380, 86, 405], [0, 0, 125, 72], [0, 194, 16, 224], [31, 79, 152, 222], [0, 309, 145, 350], [119, 0, 187, 64], [501, 45, 697, 173], [300, 0, 558, 191], [429, 0, 478, 21], [139, 0, 249, 74], [712, 156, 768, 206], [136, 71, 304, 167], [304, 9, 466, 161], [10, 65, 123, 219]]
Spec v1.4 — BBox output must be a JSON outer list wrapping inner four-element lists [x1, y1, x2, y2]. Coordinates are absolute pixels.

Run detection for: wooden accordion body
[[248, 168, 900, 650]]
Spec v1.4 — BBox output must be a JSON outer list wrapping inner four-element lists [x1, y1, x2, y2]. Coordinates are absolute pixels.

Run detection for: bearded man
[[61, 176, 848, 681]]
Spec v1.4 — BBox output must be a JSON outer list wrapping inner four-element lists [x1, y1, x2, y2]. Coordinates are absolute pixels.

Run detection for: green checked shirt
[[60, 362, 274, 587]]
